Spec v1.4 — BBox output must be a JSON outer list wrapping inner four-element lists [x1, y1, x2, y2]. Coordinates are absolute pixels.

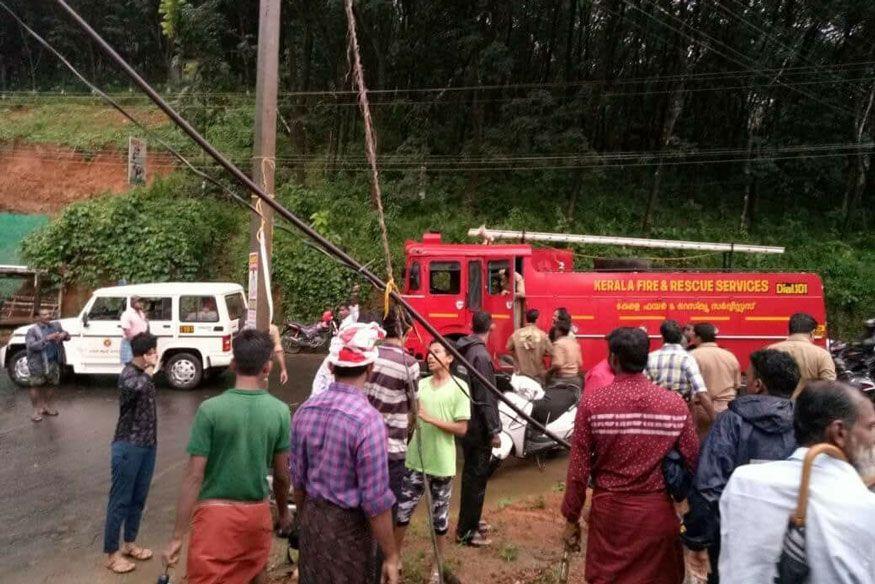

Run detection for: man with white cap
[[291, 322, 400, 584]]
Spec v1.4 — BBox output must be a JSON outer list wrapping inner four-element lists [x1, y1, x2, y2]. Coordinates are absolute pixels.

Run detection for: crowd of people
[[20, 297, 875, 583], [558, 313, 874, 584]]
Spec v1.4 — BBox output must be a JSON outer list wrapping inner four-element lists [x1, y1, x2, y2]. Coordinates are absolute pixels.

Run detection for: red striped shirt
[[561, 373, 699, 523]]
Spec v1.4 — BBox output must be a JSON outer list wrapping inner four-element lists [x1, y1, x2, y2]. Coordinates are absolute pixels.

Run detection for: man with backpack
[[682, 349, 800, 583]]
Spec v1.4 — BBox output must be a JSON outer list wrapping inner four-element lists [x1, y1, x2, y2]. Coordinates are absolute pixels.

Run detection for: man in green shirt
[[162, 329, 291, 584], [395, 340, 470, 583]]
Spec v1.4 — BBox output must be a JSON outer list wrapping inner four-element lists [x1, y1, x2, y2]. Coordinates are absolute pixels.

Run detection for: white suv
[[1, 282, 247, 390]]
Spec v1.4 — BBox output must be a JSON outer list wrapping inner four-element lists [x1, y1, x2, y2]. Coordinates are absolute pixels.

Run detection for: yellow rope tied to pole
[[383, 278, 398, 318]]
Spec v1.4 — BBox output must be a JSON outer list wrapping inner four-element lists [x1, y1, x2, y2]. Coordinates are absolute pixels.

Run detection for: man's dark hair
[[693, 323, 717, 343], [789, 312, 818, 335], [130, 332, 157, 357], [660, 320, 684, 344], [382, 307, 412, 339], [472, 311, 492, 334], [749, 349, 800, 398], [232, 329, 274, 376], [555, 319, 571, 336], [555, 307, 571, 323], [332, 364, 370, 379], [608, 327, 649, 373], [525, 308, 540, 324], [794, 381, 861, 446]]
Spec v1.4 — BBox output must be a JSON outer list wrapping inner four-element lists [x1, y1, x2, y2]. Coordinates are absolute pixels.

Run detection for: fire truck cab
[[402, 231, 827, 374]]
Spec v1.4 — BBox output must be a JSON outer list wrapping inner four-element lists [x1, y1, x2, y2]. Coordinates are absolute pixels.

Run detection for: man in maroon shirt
[[561, 327, 699, 584]]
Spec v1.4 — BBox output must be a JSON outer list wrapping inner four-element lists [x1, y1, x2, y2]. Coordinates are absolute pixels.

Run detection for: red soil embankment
[[0, 142, 173, 214]]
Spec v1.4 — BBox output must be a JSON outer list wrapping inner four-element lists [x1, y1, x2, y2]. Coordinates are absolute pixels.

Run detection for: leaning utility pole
[[247, 0, 281, 331]]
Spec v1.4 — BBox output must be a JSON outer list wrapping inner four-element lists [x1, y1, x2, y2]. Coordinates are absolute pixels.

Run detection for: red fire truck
[[402, 229, 827, 374]]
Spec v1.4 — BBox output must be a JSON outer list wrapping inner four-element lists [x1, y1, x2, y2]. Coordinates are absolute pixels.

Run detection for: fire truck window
[[429, 262, 461, 295], [488, 261, 510, 295], [408, 262, 421, 291], [467, 261, 482, 310]]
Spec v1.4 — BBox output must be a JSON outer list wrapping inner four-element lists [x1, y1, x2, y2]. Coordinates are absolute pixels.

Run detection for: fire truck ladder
[[468, 227, 785, 269]]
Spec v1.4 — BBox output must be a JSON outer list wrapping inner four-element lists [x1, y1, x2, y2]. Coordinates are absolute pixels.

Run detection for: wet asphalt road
[[0, 354, 568, 584]]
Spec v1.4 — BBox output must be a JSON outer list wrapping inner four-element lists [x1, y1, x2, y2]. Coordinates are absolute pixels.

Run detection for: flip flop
[[105, 556, 136, 574], [41, 409, 59, 417], [31, 414, 43, 422], [123, 544, 153, 561]]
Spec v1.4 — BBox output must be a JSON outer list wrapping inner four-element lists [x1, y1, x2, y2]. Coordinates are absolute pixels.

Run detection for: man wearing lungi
[[291, 322, 400, 584], [162, 329, 292, 584], [561, 327, 699, 584]]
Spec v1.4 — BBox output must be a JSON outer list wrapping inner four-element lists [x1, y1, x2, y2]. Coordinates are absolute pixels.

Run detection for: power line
[[619, 0, 856, 117], [716, 0, 871, 101], [3, 61, 874, 100], [2, 141, 870, 167], [5, 75, 874, 109]]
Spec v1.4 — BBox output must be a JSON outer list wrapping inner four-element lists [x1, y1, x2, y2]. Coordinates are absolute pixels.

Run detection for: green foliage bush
[[21, 175, 240, 286]]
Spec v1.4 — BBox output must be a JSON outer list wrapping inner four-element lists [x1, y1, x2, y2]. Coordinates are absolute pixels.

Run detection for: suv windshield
[[88, 297, 125, 320]]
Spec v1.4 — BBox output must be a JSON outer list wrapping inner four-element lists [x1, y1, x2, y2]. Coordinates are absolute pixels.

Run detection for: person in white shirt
[[719, 381, 875, 584], [120, 296, 149, 364], [311, 336, 342, 398], [338, 300, 360, 330]]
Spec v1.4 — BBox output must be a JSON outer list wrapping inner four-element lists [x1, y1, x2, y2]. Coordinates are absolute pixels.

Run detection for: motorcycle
[[830, 319, 875, 399], [490, 373, 577, 471], [281, 311, 335, 354]]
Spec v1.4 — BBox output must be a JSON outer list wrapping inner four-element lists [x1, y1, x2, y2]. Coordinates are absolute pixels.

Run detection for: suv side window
[[88, 297, 126, 320], [180, 296, 220, 323], [225, 293, 246, 322], [429, 261, 461, 295], [141, 297, 174, 321]]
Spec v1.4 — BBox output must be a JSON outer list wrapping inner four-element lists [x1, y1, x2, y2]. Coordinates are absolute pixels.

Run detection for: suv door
[[80, 296, 126, 372], [140, 296, 176, 354]]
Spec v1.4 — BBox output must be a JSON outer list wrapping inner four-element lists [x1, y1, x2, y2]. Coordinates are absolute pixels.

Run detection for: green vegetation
[[21, 175, 239, 286], [496, 497, 515, 511], [498, 542, 520, 563], [3, 0, 873, 335], [17, 168, 875, 336]]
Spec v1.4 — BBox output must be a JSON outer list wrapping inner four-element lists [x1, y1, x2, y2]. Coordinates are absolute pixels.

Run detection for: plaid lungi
[[299, 498, 375, 584]]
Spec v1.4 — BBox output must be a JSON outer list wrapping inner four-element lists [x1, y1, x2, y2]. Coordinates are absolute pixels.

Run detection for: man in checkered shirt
[[647, 320, 716, 424]]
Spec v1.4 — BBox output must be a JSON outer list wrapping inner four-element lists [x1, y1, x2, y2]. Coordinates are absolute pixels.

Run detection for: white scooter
[[490, 373, 577, 471]]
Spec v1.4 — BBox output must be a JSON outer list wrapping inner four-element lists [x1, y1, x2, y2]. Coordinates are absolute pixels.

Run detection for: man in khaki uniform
[[506, 308, 553, 382], [768, 312, 835, 399], [691, 323, 741, 436], [546, 319, 583, 391]]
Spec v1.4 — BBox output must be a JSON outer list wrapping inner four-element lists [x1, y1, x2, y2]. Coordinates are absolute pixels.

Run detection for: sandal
[[105, 555, 136, 574], [123, 544, 153, 561], [31, 413, 43, 423], [41, 408, 59, 417]]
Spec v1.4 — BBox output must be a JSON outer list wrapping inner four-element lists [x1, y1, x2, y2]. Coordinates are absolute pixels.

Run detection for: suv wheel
[[7, 350, 30, 387], [165, 352, 203, 390]]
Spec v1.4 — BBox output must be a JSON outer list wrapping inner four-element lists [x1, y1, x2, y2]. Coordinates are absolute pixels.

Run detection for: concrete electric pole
[[247, 0, 281, 332]]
